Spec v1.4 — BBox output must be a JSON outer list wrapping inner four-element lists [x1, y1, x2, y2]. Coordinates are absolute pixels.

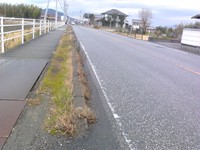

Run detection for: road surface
[[73, 26, 200, 150]]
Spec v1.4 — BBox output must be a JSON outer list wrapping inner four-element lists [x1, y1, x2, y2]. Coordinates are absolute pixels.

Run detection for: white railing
[[0, 17, 65, 53]]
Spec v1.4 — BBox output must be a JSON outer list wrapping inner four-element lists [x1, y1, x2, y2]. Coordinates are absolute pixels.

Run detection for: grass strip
[[40, 27, 75, 136], [39, 26, 96, 137]]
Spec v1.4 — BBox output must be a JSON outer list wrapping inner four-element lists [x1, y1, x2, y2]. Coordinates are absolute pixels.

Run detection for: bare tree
[[173, 23, 184, 39], [138, 8, 152, 34]]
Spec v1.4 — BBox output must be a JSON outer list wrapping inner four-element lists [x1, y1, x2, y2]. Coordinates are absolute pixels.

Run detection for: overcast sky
[[0, 0, 200, 27]]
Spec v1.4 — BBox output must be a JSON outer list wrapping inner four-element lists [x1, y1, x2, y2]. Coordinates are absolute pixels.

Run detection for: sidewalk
[[0, 25, 66, 149]]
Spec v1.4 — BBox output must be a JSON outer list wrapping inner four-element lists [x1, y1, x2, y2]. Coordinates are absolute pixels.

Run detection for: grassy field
[[2, 28, 41, 51]]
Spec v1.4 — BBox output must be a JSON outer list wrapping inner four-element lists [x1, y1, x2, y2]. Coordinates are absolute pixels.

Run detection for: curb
[[71, 32, 88, 133]]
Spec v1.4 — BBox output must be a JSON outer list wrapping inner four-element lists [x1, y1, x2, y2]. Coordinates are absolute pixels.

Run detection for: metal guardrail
[[0, 17, 65, 53]]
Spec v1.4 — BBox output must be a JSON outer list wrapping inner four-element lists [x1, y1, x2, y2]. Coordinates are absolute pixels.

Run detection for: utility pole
[[63, 0, 68, 22], [44, 0, 50, 33], [55, 0, 58, 28]]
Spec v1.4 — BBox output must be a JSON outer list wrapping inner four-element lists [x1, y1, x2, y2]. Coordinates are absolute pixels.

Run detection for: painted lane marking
[[153, 54, 200, 76], [110, 35, 200, 76]]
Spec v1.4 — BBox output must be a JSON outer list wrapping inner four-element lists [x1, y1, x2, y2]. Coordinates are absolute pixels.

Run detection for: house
[[192, 14, 200, 19], [131, 19, 153, 33], [132, 19, 141, 29], [94, 14, 104, 26], [83, 13, 104, 26], [181, 14, 200, 47], [101, 9, 128, 28]]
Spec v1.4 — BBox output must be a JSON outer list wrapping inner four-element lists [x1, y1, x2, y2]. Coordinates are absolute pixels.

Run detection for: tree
[[83, 13, 95, 25], [0, 3, 41, 19], [138, 8, 152, 34], [173, 23, 184, 39], [89, 14, 95, 25]]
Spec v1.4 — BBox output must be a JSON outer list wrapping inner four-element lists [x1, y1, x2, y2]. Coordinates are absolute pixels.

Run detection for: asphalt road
[[73, 26, 200, 150]]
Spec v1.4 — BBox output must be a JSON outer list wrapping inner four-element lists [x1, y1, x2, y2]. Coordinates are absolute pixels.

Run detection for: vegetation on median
[[40, 27, 75, 135], [39, 26, 95, 136]]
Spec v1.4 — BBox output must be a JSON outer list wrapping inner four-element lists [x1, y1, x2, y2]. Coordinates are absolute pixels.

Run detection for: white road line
[[151, 43, 188, 54], [169, 48, 188, 54], [76, 34, 134, 150]]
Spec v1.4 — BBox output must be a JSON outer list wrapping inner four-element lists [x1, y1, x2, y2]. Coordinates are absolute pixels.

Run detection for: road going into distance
[[73, 26, 200, 150]]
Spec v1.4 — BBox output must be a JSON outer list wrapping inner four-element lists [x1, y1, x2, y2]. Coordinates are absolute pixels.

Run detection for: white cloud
[[0, 0, 199, 26]]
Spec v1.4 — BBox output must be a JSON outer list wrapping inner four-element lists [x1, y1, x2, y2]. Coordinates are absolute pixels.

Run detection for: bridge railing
[[0, 17, 65, 53]]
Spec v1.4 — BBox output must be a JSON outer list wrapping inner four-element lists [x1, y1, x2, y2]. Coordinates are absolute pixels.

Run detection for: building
[[132, 19, 141, 29], [131, 19, 153, 33], [101, 9, 128, 28], [83, 13, 104, 26], [192, 14, 200, 19], [93, 14, 104, 26], [181, 14, 200, 47]]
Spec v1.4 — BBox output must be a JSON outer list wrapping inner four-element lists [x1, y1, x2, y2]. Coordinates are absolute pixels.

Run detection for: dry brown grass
[[47, 101, 77, 136], [27, 98, 41, 106], [112, 31, 149, 41], [75, 107, 96, 124], [3, 28, 40, 51], [57, 112, 77, 135], [41, 26, 95, 137], [4, 32, 22, 51], [77, 53, 90, 100], [40, 26, 75, 136]]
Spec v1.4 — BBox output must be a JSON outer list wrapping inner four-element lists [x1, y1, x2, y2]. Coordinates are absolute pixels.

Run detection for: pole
[[39, 20, 42, 35], [44, 0, 50, 33], [33, 19, 35, 39], [22, 18, 24, 44], [1, 17, 4, 53], [55, 0, 58, 28]]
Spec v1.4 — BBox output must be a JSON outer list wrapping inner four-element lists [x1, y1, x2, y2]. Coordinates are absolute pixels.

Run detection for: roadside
[[3, 26, 123, 150], [100, 27, 149, 41], [0, 25, 66, 149], [151, 41, 200, 55], [98, 26, 200, 55]]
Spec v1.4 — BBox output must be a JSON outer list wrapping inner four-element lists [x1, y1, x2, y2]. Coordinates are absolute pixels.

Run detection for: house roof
[[101, 9, 128, 17], [192, 14, 200, 19]]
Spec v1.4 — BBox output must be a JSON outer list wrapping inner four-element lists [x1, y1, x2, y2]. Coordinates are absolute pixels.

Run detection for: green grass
[[39, 27, 96, 136], [40, 27, 75, 135]]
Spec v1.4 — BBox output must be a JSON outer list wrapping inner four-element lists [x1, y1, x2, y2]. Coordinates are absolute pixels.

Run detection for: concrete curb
[[71, 32, 88, 133], [180, 44, 200, 55]]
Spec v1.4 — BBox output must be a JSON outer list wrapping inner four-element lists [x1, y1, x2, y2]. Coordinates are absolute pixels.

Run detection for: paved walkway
[[0, 25, 66, 149]]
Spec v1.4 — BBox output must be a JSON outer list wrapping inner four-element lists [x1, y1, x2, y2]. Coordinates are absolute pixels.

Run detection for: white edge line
[[151, 43, 188, 54], [75, 34, 134, 150]]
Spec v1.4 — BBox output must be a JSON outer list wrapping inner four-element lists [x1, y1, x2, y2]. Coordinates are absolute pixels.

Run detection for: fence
[[0, 17, 65, 53]]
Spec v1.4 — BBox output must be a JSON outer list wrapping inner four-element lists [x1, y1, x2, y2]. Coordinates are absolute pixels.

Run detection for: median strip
[[39, 25, 95, 136]]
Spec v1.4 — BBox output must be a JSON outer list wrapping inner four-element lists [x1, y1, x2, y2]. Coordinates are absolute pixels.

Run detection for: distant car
[[70, 21, 76, 25]]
